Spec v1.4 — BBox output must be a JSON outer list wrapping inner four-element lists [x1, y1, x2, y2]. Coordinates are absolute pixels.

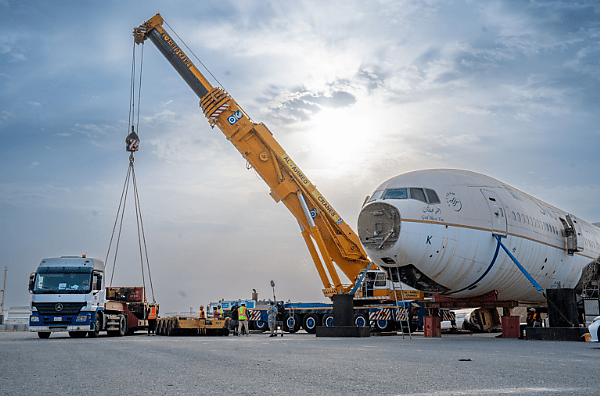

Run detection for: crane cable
[[105, 41, 156, 303]]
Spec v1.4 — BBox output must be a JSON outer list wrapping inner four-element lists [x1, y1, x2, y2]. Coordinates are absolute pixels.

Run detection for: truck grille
[[33, 302, 86, 316]]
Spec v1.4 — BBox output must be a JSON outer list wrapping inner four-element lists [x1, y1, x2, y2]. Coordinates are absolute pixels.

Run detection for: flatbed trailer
[[156, 316, 230, 336]]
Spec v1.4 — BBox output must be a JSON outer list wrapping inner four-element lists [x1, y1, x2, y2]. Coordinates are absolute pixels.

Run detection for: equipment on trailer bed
[[156, 315, 229, 336]]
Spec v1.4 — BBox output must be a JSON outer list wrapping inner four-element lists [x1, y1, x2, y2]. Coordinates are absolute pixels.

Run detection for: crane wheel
[[353, 313, 369, 328], [302, 314, 320, 334], [285, 314, 301, 333], [322, 314, 334, 327], [375, 319, 394, 332]]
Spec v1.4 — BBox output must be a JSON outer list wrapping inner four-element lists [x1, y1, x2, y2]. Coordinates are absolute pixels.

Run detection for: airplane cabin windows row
[[511, 210, 561, 236]]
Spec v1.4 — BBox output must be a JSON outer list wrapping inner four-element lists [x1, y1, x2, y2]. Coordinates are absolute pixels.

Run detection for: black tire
[[254, 320, 268, 332], [117, 315, 126, 337], [158, 319, 165, 336], [166, 320, 174, 336], [88, 314, 101, 338], [302, 313, 320, 334], [322, 314, 334, 327], [353, 313, 369, 327], [375, 319, 394, 332], [285, 314, 301, 333], [69, 331, 87, 338], [38, 332, 51, 339]]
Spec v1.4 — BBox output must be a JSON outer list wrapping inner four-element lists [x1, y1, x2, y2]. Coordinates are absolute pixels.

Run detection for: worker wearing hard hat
[[238, 302, 249, 336], [199, 306, 206, 319]]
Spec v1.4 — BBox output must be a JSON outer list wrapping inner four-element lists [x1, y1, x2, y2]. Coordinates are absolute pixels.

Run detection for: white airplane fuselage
[[357, 169, 600, 304]]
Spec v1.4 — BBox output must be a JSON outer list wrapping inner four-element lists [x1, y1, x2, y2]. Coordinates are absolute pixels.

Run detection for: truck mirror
[[28, 273, 35, 293], [95, 274, 103, 291]]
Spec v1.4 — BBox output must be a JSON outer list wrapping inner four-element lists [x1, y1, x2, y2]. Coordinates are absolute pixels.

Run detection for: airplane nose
[[357, 202, 401, 252]]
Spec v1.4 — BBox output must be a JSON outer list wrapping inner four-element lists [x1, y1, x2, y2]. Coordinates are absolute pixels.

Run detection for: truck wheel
[[285, 314, 301, 333], [69, 331, 87, 338], [322, 314, 334, 327], [38, 332, 51, 339], [88, 314, 101, 338], [157, 319, 165, 336], [302, 314, 320, 334], [118, 315, 127, 337], [353, 313, 369, 327]]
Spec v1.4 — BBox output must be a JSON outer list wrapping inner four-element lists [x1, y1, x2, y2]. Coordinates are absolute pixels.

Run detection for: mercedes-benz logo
[[55, 303, 64, 312]]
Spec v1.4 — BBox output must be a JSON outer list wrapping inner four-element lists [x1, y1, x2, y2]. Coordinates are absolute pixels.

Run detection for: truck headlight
[[76, 315, 87, 322], [31, 316, 40, 322]]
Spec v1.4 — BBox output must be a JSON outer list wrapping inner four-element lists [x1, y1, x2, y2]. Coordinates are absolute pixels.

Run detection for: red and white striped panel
[[210, 104, 229, 119], [369, 309, 392, 321], [395, 308, 409, 321], [248, 310, 261, 321]]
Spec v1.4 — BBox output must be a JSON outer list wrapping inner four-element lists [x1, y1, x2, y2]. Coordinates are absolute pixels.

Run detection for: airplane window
[[367, 190, 384, 203], [525, 215, 530, 225], [409, 188, 427, 203], [383, 188, 408, 200], [512, 211, 516, 221], [517, 213, 521, 222], [425, 189, 441, 204]]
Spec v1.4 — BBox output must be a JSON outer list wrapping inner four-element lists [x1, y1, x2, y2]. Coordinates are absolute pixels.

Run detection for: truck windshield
[[33, 267, 93, 294]]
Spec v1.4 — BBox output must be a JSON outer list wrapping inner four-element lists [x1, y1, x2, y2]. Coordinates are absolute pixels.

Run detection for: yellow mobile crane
[[133, 14, 421, 303]]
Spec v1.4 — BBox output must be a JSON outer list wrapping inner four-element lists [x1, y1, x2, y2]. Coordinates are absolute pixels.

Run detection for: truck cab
[[29, 256, 105, 338]]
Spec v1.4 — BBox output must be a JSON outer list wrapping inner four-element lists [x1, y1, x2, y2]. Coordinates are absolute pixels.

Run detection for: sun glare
[[299, 106, 377, 179]]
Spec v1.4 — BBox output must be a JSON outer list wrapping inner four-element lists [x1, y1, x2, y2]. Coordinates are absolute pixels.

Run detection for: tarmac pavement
[[0, 330, 598, 395]]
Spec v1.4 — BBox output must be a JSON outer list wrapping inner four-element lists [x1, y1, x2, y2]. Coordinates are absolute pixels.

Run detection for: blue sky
[[1, 0, 599, 313]]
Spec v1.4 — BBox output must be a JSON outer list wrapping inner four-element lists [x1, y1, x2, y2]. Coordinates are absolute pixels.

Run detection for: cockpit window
[[370, 186, 441, 204], [367, 190, 384, 203], [383, 188, 408, 200], [425, 189, 440, 204], [409, 188, 427, 203]]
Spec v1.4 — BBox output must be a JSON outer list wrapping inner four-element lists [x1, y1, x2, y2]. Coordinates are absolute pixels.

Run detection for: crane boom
[[134, 14, 372, 296]]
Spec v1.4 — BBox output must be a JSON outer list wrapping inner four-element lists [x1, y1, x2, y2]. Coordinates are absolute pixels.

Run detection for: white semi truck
[[29, 256, 157, 339]]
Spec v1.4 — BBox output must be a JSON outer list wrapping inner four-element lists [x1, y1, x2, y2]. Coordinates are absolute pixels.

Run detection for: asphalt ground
[[0, 330, 598, 395]]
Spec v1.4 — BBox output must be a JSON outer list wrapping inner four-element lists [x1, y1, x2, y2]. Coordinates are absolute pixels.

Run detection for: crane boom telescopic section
[[134, 14, 372, 296]]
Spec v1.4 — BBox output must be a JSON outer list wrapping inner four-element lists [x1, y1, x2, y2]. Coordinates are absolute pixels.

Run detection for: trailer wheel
[[167, 320, 175, 336], [158, 319, 165, 336], [117, 315, 126, 337], [302, 314, 319, 334], [38, 332, 51, 339], [375, 319, 394, 332], [353, 313, 369, 327], [285, 314, 301, 333], [88, 314, 101, 338], [322, 314, 334, 327]]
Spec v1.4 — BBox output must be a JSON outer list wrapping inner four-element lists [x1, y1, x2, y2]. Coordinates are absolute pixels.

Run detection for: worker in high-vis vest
[[199, 305, 206, 319], [148, 303, 158, 335], [238, 303, 249, 336]]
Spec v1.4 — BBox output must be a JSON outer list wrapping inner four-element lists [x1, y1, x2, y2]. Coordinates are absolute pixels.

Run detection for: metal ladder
[[390, 267, 412, 339]]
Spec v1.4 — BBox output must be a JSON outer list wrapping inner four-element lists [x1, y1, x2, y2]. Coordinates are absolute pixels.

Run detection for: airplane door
[[480, 189, 507, 236]]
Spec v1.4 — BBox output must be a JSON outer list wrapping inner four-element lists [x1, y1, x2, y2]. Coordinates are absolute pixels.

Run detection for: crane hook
[[126, 125, 140, 153]]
